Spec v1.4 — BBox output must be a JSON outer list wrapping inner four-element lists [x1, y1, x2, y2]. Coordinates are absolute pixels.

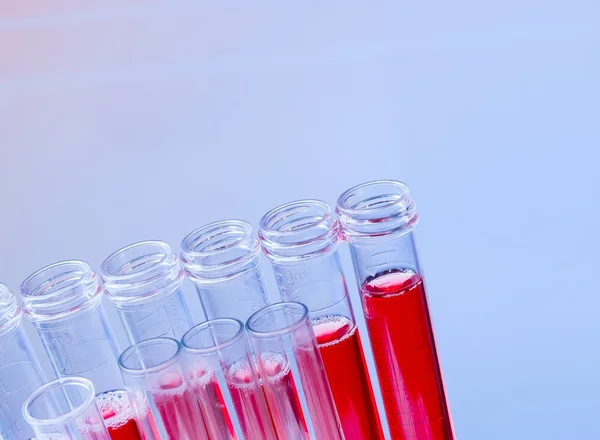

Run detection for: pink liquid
[[226, 359, 279, 440], [362, 269, 454, 440], [95, 390, 142, 440], [151, 373, 209, 439], [313, 316, 385, 440], [258, 352, 309, 439], [193, 370, 236, 439], [293, 345, 346, 439]]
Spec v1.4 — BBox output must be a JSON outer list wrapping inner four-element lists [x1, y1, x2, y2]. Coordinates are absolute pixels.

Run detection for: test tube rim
[[181, 219, 258, 259], [118, 336, 182, 377], [335, 179, 412, 216], [100, 240, 175, 283], [0, 282, 22, 337], [259, 199, 333, 237], [181, 318, 245, 354], [245, 301, 309, 339], [20, 260, 95, 300], [22, 376, 96, 427]]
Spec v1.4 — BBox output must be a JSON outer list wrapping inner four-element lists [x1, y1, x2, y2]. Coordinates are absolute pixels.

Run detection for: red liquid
[[152, 373, 209, 439], [226, 359, 279, 440], [95, 390, 142, 440], [193, 370, 237, 439], [362, 269, 454, 440], [314, 316, 385, 440]]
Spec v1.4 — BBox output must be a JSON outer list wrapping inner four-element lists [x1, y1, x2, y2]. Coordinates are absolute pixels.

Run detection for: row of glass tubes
[[0, 180, 424, 440]]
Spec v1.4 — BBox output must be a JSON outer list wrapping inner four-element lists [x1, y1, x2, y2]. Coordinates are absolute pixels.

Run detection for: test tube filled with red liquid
[[182, 319, 278, 440], [19, 261, 143, 440], [118, 337, 209, 440], [259, 200, 385, 440], [246, 302, 345, 440], [336, 180, 455, 440]]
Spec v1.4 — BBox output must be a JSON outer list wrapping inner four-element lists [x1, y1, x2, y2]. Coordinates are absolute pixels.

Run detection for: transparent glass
[[336, 180, 454, 440], [118, 337, 208, 440], [182, 319, 277, 440], [259, 200, 385, 440], [0, 283, 46, 440], [101, 241, 195, 344], [19, 261, 122, 396], [22, 377, 110, 440], [246, 302, 344, 440], [180, 220, 271, 323]]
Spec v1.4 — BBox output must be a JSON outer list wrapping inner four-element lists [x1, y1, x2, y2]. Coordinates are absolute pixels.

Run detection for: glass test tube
[[246, 302, 344, 440], [259, 200, 385, 440], [22, 376, 110, 440], [118, 337, 208, 440], [100, 241, 195, 344], [180, 220, 271, 323], [19, 261, 141, 439], [336, 180, 454, 440], [182, 319, 278, 440], [0, 283, 46, 440]]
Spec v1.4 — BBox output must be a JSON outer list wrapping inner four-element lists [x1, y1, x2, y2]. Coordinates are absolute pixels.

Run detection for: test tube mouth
[[0, 283, 21, 337], [335, 179, 419, 241], [100, 241, 184, 307], [182, 318, 245, 354], [22, 377, 96, 428], [180, 220, 261, 283], [246, 302, 309, 339], [258, 199, 340, 261], [118, 337, 182, 377], [19, 261, 103, 323]]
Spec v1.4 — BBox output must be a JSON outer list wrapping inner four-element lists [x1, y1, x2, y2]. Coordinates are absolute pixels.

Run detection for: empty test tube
[[0, 283, 46, 440], [101, 241, 196, 345], [180, 220, 272, 323]]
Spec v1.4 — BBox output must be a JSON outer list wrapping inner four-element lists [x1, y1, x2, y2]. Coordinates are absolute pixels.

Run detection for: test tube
[[118, 337, 208, 440], [0, 283, 47, 440], [100, 241, 195, 344], [336, 180, 454, 440], [19, 261, 141, 439], [259, 200, 385, 440], [246, 302, 344, 440], [182, 319, 278, 440], [180, 220, 271, 323], [22, 376, 110, 440]]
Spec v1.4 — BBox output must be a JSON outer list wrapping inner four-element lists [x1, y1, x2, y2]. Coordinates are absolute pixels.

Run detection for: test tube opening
[[0, 283, 20, 335], [118, 338, 182, 375], [23, 377, 95, 427], [180, 220, 260, 277], [182, 319, 244, 353], [19, 261, 102, 322], [246, 302, 309, 338]]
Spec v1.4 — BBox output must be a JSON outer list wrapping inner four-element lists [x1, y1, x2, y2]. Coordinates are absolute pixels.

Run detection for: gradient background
[[1, 1, 599, 438]]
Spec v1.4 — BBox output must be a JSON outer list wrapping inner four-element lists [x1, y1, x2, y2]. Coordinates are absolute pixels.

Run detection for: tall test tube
[[182, 319, 278, 440], [0, 283, 46, 440], [246, 302, 345, 440], [100, 240, 195, 343], [180, 220, 271, 323], [22, 377, 110, 440], [336, 180, 454, 440], [19, 261, 142, 440], [118, 337, 209, 440], [259, 200, 385, 440]]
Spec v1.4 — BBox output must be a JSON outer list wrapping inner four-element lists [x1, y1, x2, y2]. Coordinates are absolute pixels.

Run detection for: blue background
[[1, 1, 599, 438]]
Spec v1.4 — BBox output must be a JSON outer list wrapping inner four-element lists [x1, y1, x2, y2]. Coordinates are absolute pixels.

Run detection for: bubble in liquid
[[95, 390, 136, 430]]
